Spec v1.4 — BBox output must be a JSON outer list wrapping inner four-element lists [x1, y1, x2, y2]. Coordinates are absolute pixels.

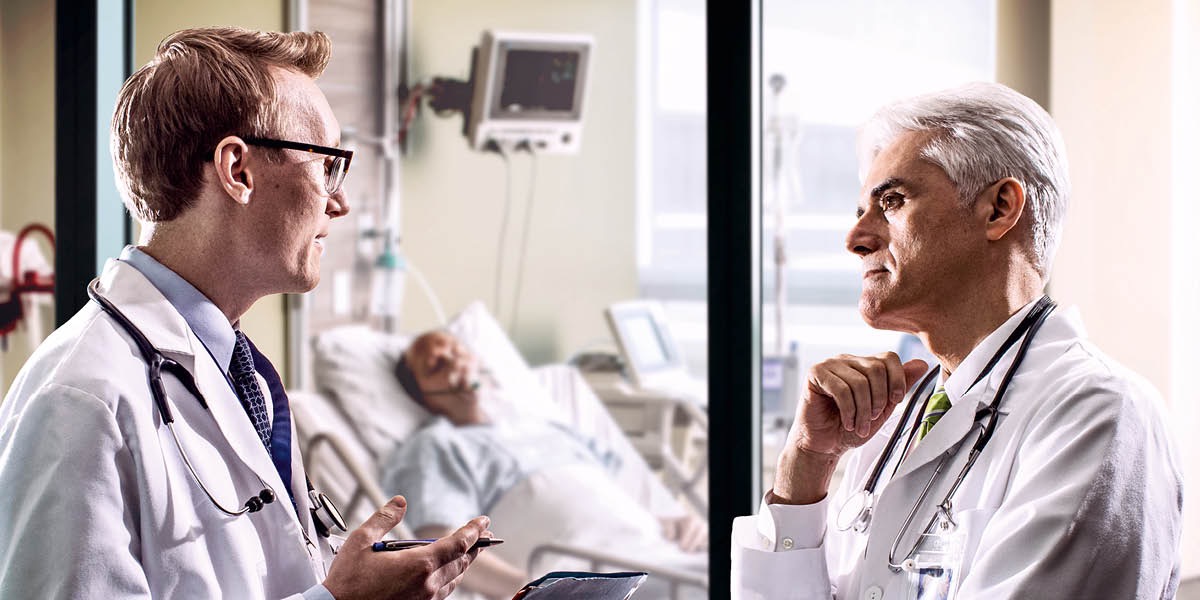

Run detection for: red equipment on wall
[[0, 224, 55, 343]]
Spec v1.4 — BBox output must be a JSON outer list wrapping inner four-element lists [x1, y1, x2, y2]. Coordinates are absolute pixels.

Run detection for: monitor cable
[[508, 142, 538, 334], [487, 140, 512, 319]]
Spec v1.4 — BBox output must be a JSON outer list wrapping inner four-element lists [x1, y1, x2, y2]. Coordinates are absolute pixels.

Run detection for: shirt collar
[[941, 296, 1042, 402], [119, 245, 237, 371]]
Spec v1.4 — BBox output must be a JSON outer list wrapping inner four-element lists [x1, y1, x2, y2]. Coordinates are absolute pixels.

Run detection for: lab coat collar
[[942, 297, 1041, 403], [892, 298, 1072, 481], [96, 260, 306, 538], [97, 259, 195, 356]]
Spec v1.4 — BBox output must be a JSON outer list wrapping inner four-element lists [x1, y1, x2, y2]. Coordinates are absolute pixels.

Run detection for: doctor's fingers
[[426, 551, 478, 600], [421, 519, 488, 596], [844, 354, 906, 420], [816, 360, 873, 436], [427, 516, 489, 565], [346, 496, 409, 548], [871, 352, 910, 407]]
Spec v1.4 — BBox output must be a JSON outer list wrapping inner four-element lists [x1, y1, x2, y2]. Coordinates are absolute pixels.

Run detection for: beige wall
[[134, 0, 289, 375], [1051, 0, 1173, 391], [399, 0, 639, 364], [1051, 0, 1198, 576], [0, 0, 56, 391], [1172, 0, 1200, 581]]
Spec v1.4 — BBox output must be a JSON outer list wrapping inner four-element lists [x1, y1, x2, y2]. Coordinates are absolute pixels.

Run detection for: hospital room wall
[[130, 0, 291, 375], [0, 0, 56, 391], [1049, 0, 1200, 577], [398, 0, 639, 365]]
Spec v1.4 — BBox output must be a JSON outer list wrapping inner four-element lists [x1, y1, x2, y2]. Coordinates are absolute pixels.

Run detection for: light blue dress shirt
[[118, 246, 334, 600]]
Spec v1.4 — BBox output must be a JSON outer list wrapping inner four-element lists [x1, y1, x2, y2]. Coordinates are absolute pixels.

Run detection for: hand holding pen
[[322, 496, 491, 600], [373, 538, 505, 552]]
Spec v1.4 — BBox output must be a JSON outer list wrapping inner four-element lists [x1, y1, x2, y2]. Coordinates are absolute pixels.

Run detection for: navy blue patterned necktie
[[230, 330, 272, 452]]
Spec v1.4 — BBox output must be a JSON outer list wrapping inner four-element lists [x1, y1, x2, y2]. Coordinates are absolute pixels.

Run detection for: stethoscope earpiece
[[244, 489, 276, 513]]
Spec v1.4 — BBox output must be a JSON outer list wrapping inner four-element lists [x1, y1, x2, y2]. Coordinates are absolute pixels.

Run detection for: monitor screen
[[619, 313, 672, 370], [489, 46, 578, 117]]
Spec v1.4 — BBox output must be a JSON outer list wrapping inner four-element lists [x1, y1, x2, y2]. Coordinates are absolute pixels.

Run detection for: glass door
[[758, 0, 998, 525]]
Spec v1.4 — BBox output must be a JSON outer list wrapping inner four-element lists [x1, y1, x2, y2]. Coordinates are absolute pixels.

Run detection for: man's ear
[[977, 177, 1026, 242], [213, 136, 254, 205]]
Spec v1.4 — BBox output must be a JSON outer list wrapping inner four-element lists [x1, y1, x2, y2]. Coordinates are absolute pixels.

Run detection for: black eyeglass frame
[[242, 136, 354, 195]]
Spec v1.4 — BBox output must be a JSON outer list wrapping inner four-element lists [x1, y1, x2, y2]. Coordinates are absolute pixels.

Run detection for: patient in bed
[[379, 330, 706, 600]]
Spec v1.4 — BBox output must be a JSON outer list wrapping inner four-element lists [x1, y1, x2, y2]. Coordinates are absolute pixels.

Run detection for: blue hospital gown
[[378, 416, 619, 532]]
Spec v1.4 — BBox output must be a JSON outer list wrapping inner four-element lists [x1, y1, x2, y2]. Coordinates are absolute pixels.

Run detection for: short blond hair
[[111, 27, 332, 222]]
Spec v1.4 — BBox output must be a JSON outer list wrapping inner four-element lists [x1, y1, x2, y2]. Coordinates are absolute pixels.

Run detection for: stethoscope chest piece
[[837, 489, 875, 533]]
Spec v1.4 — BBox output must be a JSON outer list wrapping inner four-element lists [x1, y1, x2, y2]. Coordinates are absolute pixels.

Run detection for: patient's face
[[405, 331, 482, 422]]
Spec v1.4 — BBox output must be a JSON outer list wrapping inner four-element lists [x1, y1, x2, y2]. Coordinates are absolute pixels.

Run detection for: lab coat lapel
[[99, 260, 291, 509], [188, 342, 291, 498], [97, 260, 193, 355], [890, 385, 986, 482]]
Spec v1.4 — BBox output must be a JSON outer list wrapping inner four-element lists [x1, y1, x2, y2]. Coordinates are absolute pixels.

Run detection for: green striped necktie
[[916, 387, 952, 442]]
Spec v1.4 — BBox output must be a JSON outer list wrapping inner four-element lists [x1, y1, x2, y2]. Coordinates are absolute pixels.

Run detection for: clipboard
[[511, 571, 649, 600]]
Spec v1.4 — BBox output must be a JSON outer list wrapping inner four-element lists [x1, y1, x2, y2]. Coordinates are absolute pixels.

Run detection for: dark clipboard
[[511, 571, 649, 600]]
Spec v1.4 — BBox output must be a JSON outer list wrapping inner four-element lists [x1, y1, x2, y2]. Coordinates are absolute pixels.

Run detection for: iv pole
[[765, 74, 803, 356]]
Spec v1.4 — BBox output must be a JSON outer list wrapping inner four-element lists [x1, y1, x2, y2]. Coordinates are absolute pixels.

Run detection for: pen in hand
[[371, 538, 504, 552]]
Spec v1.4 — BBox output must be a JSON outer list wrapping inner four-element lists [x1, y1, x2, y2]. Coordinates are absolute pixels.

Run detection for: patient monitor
[[600, 300, 706, 405], [466, 30, 593, 154]]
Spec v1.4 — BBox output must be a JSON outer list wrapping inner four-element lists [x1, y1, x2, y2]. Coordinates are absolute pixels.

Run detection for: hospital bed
[[288, 302, 709, 599]]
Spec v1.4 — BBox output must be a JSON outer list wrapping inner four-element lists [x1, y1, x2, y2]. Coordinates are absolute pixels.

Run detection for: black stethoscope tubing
[[87, 279, 278, 517], [859, 295, 1056, 500]]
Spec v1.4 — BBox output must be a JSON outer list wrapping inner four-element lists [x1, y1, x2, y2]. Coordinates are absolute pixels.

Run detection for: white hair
[[857, 82, 1070, 276]]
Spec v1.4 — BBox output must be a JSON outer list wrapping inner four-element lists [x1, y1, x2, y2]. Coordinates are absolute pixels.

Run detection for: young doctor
[[0, 28, 489, 599], [732, 83, 1183, 599]]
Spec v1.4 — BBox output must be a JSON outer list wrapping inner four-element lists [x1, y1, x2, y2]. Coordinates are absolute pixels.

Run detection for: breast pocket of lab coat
[[153, 389, 248, 533], [950, 506, 998, 583]]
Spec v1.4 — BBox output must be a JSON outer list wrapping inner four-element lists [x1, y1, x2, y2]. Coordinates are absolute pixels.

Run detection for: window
[[758, 0, 998, 486]]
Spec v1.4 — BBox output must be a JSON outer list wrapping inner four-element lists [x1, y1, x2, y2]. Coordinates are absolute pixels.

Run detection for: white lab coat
[[732, 306, 1183, 600], [0, 260, 334, 598]]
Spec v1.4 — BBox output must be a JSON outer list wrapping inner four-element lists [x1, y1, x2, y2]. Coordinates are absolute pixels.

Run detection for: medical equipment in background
[[836, 296, 1056, 577], [0, 224, 56, 350], [391, 31, 594, 339], [401, 30, 593, 156], [761, 74, 805, 425], [761, 342, 801, 429], [578, 300, 708, 514], [465, 31, 593, 154]]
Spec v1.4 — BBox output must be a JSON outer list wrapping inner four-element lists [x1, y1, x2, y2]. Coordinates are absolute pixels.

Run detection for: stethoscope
[[833, 295, 1056, 572], [87, 279, 347, 540]]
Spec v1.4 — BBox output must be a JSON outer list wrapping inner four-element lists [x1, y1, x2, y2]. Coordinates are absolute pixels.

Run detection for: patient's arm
[[659, 514, 708, 553], [417, 525, 528, 600]]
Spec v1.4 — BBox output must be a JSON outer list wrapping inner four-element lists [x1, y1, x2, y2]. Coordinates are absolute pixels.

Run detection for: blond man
[[0, 28, 487, 599]]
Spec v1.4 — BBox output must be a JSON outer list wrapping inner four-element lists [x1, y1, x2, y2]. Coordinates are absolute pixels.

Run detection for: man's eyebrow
[[869, 177, 905, 199]]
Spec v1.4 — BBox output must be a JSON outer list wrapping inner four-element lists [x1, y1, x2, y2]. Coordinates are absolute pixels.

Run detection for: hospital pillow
[[310, 325, 421, 459], [310, 301, 568, 459]]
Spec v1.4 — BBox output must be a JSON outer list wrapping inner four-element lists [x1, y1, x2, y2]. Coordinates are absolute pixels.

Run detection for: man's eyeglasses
[[243, 137, 354, 195]]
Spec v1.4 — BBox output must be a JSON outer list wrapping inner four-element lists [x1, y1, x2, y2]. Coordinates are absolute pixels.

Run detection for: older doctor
[[732, 83, 1183, 599], [0, 28, 488, 599]]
